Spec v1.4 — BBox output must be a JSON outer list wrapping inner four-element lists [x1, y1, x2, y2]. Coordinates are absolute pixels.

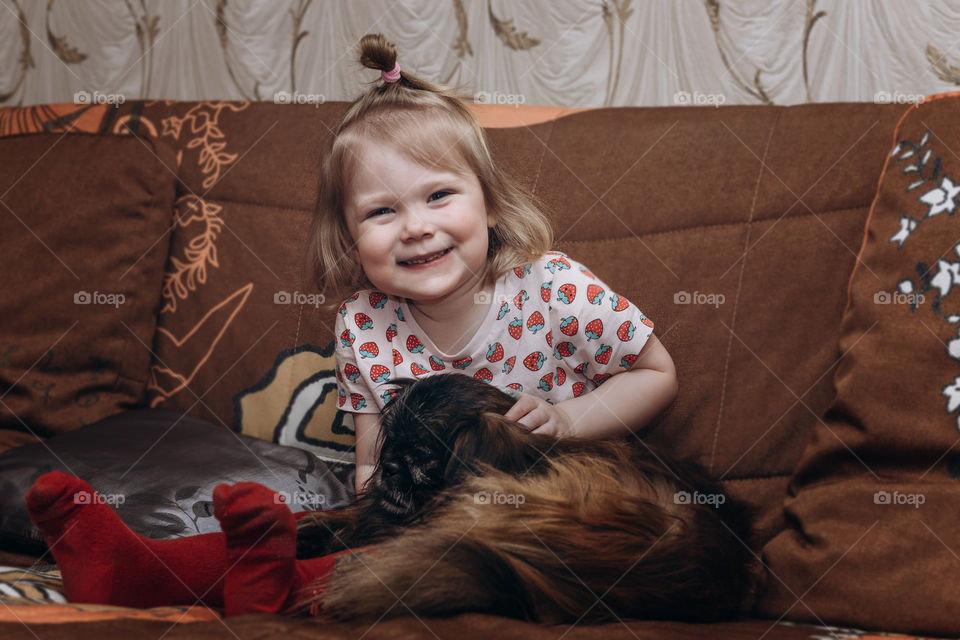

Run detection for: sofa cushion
[[757, 93, 960, 636], [0, 408, 354, 555], [0, 131, 177, 442]]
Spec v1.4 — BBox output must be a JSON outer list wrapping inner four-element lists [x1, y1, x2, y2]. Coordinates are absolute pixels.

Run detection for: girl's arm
[[505, 334, 678, 438], [353, 413, 381, 495], [559, 334, 677, 438]]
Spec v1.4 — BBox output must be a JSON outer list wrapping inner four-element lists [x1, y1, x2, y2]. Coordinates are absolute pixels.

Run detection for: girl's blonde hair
[[310, 33, 553, 309]]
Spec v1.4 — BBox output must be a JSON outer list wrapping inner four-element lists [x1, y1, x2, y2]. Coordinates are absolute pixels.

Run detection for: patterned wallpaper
[[1, 0, 960, 108]]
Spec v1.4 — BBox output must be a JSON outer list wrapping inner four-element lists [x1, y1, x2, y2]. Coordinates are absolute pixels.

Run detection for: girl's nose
[[401, 209, 434, 239]]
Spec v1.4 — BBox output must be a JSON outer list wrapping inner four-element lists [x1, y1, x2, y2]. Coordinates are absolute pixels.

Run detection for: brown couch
[[0, 97, 951, 639]]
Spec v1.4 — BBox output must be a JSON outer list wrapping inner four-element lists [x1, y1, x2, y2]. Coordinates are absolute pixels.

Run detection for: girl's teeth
[[406, 249, 447, 264]]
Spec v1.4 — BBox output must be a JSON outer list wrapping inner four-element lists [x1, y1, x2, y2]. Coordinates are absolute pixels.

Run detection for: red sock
[[26, 472, 323, 610], [213, 482, 347, 616], [25, 471, 228, 608], [290, 553, 344, 616]]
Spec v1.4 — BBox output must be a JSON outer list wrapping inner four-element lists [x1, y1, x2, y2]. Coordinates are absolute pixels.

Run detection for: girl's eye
[[428, 190, 451, 202], [366, 207, 392, 218]]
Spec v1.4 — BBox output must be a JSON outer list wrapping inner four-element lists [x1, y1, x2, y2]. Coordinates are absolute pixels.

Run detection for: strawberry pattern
[[527, 311, 545, 333], [474, 368, 494, 383], [539, 282, 551, 302], [587, 284, 605, 304], [584, 318, 603, 341], [410, 362, 429, 376], [513, 289, 529, 310], [354, 312, 373, 331], [333, 251, 655, 413], [343, 363, 360, 382]]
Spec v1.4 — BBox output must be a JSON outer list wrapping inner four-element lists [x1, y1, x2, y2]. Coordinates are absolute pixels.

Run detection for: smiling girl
[[313, 34, 678, 494]]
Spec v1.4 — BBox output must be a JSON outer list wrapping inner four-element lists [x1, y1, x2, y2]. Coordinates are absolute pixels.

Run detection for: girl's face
[[343, 141, 497, 308]]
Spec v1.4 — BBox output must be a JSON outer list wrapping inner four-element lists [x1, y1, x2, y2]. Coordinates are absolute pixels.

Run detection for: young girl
[[23, 33, 677, 618], [313, 34, 678, 494]]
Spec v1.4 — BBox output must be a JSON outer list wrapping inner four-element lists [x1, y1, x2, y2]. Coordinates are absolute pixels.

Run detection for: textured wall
[[2, 0, 960, 108]]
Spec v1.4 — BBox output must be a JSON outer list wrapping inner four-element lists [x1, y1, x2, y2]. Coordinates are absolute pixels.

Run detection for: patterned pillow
[[757, 93, 960, 636], [0, 408, 354, 555]]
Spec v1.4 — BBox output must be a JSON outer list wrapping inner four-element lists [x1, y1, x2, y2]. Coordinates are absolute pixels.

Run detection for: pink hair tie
[[381, 62, 401, 83]]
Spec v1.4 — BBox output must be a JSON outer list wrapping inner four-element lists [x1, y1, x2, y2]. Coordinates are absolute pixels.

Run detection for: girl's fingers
[[517, 408, 546, 431], [517, 416, 537, 430], [504, 394, 533, 421], [530, 417, 553, 435], [506, 393, 555, 432]]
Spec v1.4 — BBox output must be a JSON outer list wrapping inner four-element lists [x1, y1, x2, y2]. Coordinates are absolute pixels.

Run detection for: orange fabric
[[468, 103, 588, 128], [0, 603, 220, 624]]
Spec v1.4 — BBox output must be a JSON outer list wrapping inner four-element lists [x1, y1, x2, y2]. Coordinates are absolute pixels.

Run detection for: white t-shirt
[[334, 251, 655, 413]]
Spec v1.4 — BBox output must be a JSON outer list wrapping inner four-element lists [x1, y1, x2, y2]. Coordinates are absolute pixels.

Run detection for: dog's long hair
[[293, 374, 757, 623]]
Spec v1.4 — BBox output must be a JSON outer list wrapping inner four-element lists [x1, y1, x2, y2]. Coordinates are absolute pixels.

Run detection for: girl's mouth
[[399, 247, 452, 267]]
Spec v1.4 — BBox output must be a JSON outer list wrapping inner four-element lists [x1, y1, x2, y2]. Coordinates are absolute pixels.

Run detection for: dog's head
[[369, 374, 542, 517]]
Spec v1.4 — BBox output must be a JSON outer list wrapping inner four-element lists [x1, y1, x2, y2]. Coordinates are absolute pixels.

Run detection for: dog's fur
[[293, 374, 757, 623]]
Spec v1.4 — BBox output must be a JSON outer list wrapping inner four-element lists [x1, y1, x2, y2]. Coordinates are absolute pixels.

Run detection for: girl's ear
[[349, 247, 367, 284], [486, 208, 498, 229]]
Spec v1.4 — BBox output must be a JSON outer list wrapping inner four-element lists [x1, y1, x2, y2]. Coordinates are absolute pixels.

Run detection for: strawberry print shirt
[[334, 251, 655, 413]]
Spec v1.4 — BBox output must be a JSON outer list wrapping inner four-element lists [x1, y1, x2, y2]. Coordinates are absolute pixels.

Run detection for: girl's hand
[[503, 392, 573, 438]]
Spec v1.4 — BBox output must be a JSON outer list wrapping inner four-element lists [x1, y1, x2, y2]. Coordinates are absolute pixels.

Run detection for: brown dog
[[293, 373, 757, 622]]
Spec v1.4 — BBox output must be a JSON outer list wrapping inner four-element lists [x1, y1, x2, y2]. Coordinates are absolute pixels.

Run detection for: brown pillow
[[0, 132, 176, 438], [757, 95, 960, 636]]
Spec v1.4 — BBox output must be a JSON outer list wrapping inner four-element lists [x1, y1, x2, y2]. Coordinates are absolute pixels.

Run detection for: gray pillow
[[0, 409, 354, 555]]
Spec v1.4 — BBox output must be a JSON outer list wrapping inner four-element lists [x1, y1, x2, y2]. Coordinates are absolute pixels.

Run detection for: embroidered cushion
[[758, 94, 960, 636]]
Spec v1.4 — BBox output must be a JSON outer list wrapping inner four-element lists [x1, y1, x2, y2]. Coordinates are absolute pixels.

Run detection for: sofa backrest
[[0, 100, 906, 545]]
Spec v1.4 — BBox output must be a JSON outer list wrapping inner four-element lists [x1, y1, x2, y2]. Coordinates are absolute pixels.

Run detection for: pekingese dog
[[293, 373, 757, 623]]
